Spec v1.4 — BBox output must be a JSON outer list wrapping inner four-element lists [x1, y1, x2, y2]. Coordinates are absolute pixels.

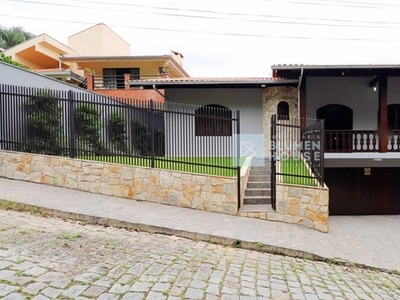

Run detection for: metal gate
[[270, 114, 324, 210]]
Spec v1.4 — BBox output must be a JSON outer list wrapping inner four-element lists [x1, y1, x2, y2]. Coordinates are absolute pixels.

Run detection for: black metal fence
[[0, 84, 241, 178], [270, 114, 324, 209]]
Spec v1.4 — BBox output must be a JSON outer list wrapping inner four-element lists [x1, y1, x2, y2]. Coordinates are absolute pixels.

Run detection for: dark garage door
[[325, 167, 400, 215]]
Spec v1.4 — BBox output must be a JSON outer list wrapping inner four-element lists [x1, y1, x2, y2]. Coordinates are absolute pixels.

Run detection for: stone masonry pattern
[[1, 210, 399, 300], [0, 151, 238, 215], [262, 86, 298, 157], [272, 183, 329, 233]]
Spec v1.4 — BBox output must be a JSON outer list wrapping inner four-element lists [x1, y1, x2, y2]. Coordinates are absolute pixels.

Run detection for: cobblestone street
[[0, 210, 399, 300]]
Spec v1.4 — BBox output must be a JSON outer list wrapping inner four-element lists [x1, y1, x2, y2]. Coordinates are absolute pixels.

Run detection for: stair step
[[248, 175, 270, 181], [250, 165, 270, 171], [243, 196, 271, 205], [252, 159, 270, 166], [250, 170, 271, 176], [246, 182, 271, 189], [245, 188, 271, 197], [239, 204, 274, 213]]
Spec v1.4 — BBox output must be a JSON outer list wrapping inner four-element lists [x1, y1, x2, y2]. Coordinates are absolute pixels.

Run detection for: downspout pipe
[[152, 84, 168, 101], [297, 68, 304, 119]]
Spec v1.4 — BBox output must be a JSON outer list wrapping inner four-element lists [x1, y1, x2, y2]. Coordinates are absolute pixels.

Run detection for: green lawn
[[280, 158, 317, 187], [79, 155, 245, 177]]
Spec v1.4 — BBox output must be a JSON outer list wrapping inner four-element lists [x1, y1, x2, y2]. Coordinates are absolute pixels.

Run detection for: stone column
[[262, 86, 298, 156]]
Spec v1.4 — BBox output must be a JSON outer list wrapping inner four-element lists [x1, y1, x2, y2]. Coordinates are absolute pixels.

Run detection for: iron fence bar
[[150, 99, 155, 168], [320, 119, 325, 186], [0, 85, 3, 150], [274, 122, 302, 128], [236, 110, 241, 211], [276, 172, 320, 179], [68, 91, 76, 158]]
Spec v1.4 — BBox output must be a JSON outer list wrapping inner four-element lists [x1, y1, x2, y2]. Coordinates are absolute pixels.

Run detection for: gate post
[[270, 114, 277, 210]]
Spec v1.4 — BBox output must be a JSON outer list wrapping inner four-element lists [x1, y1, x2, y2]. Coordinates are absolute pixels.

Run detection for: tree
[[0, 26, 35, 49]]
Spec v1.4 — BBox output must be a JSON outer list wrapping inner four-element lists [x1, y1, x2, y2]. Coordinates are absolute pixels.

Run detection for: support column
[[124, 73, 131, 90], [87, 74, 94, 90], [379, 76, 388, 152]]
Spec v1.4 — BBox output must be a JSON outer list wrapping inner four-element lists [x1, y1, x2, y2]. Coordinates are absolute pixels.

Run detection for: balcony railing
[[324, 130, 400, 152], [89, 74, 169, 90]]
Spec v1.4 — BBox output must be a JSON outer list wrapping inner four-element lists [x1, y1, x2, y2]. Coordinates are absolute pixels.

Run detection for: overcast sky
[[2, 0, 400, 77]]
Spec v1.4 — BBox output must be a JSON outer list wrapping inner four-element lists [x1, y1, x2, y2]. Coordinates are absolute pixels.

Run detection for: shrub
[[25, 89, 63, 155], [0, 53, 28, 69], [131, 121, 150, 156], [75, 102, 104, 155], [131, 121, 165, 157], [108, 112, 127, 153]]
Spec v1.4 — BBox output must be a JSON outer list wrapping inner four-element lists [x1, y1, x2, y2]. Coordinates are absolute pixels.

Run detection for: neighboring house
[[2, 23, 189, 101], [272, 64, 400, 215], [3, 33, 81, 84], [63, 52, 188, 102]]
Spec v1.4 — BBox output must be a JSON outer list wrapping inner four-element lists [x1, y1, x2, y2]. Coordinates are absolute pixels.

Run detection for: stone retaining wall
[[269, 183, 329, 232], [0, 151, 238, 215]]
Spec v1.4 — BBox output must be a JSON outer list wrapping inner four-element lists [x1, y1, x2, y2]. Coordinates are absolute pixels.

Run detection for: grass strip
[[280, 158, 317, 187], [78, 155, 245, 177]]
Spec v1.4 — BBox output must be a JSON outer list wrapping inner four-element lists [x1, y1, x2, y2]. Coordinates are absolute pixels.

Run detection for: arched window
[[277, 101, 289, 120], [388, 104, 400, 130], [195, 104, 232, 136]]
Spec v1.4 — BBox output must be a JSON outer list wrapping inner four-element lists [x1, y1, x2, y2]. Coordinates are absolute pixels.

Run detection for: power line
[[261, 0, 400, 10], [6, 0, 400, 30], [2, 13, 400, 42]]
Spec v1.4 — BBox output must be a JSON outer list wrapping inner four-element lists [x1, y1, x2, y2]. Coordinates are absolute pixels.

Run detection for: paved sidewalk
[[1, 177, 399, 271]]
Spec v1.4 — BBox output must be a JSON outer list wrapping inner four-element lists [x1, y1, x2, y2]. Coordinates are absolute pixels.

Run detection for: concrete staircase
[[243, 161, 271, 205], [239, 159, 274, 219]]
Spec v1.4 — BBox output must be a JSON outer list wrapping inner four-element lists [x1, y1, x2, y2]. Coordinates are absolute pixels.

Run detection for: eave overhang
[[127, 77, 298, 89], [272, 64, 400, 78]]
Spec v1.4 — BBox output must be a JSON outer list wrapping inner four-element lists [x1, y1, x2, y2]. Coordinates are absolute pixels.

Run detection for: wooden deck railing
[[325, 130, 400, 152]]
